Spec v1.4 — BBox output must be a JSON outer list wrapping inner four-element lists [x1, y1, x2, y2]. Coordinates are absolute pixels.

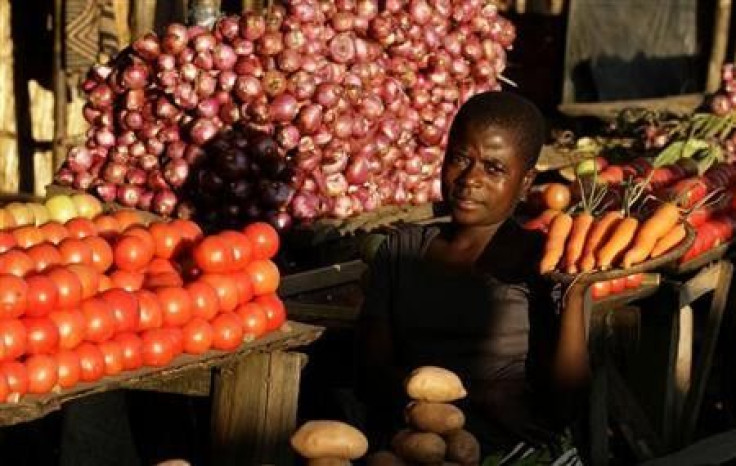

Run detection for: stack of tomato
[[591, 273, 645, 300], [0, 209, 285, 402]]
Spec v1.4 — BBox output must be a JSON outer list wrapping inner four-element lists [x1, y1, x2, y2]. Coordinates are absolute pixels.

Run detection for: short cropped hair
[[447, 92, 546, 170]]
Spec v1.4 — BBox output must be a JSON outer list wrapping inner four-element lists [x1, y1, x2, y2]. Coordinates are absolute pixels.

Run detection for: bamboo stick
[[132, 0, 156, 38], [706, 0, 732, 92], [30, 81, 54, 197], [52, 0, 66, 171], [0, 0, 17, 194]]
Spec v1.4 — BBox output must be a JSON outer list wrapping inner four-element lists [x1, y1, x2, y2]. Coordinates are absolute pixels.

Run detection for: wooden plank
[[672, 305, 693, 442], [674, 263, 722, 305], [589, 367, 609, 466], [131, 0, 156, 37], [665, 242, 730, 276], [285, 301, 360, 327], [279, 260, 367, 297], [558, 93, 704, 119], [640, 429, 736, 466], [124, 367, 211, 397], [52, 0, 66, 171], [211, 351, 306, 466], [680, 260, 733, 445], [0, 321, 322, 427], [706, 0, 732, 92]]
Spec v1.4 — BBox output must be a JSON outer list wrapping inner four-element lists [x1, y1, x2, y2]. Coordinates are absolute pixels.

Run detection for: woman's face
[[441, 123, 534, 227]]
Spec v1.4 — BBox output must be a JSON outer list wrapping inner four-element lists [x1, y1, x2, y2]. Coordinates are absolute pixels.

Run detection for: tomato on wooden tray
[[170, 219, 203, 247], [236, 302, 268, 340], [93, 215, 121, 240], [182, 317, 214, 355], [625, 273, 644, 290], [49, 309, 86, 350], [193, 236, 233, 273], [109, 270, 145, 292], [186, 281, 219, 321], [25, 275, 58, 317], [98, 340, 124, 376], [56, 350, 81, 389], [114, 333, 143, 371], [76, 342, 105, 382], [156, 287, 193, 327], [80, 298, 116, 343], [0, 232, 16, 253], [230, 271, 254, 304], [1, 361, 28, 396], [136, 289, 164, 331], [200, 274, 239, 312], [218, 231, 252, 270], [141, 329, 175, 367], [0, 319, 27, 361], [243, 222, 279, 260], [100, 289, 140, 334], [25, 354, 58, 394], [211, 312, 244, 351], [149, 222, 183, 260], [58, 238, 93, 265], [22, 317, 60, 355], [255, 294, 286, 332], [39, 222, 68, 245], [591, 281, 611, 300], [245, 260, 280, 296], [67, 264, 101, 299], [0, 274, 28, 320], [0, 250, 35, 277], [47, 266, 83, 309], [84, 236, 114, 273], [26, 243, 63, 272], [65, 218, 98, 239], [12, 226, 45, 249], [609, 278, 626, 295], [114, 235, 154, 272]]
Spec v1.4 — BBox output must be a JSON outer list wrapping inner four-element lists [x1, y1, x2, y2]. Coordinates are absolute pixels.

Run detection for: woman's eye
[[451, 153, 469, 165]]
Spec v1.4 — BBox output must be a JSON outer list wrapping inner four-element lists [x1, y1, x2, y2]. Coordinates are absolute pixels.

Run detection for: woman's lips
[[452, 197, 480, 210]]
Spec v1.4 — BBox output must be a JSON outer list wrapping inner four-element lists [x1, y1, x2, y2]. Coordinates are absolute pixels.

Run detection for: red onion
[[152, 190, 178, 217], [138, 191, 154, 211], [263, 70, 287, 97], [163, 159, 189, 187], [146, 138, 165, 156], [316, 83, 343, 108], [329, 33, 355, 63], [133, 33, 160, 60], [162, 24, 188, 54], [216, 16, 240, 41], [122, 64, 149, 90], [234, 75, 262, 102], [234, 55, 263, 77], [345, 155, 370, 184], [157, 70, 179, 88], [189, 118, 218, 145], [148, 170, 168, 190], [277, 49, 302, 73], [291, 191, 321, 219], [276, 125, 300, 150], [181, 63, 198, 82], [117, 130, 137, 146], [95, 128, 116, 148], [213, 44, 237, 70], [259, 32, 284, 56], [331, 195, 353, 218], [197, 98, 220, 118], [139, 154, 159, 171], [192, 33, 216, 53], [156, 96, 179, 120], [55, 167, 74, 186], [219, 102, 241, 124], [322, 149, 349, 175], [95, 182, 117, 203], [296, 104, 323, 134], [241, 14, 265, 40], [125, 168, 147, 185], [109, 146, 129, 164], [194, 51, 214, 71], [102, 161, 127, 184], [89, 84, 113, 109], [72, 172, 95, 191], [66, 147, 93, 173], [270, 94, 299, 122], [158, 125, 181, 143], [287, 72, 316, 100], [166, 141, 187, 160], [291, 1, 317, 22]]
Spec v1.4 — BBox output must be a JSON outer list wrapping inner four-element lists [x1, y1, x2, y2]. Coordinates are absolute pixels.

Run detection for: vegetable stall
[[0, 0, 735, 464]]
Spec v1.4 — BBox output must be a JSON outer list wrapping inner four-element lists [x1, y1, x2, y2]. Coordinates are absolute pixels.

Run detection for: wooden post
[[131, 0, 156, 38], [706, 0, 732, 92], [211, 351, 307, 466], [52, 0, 66, 172]]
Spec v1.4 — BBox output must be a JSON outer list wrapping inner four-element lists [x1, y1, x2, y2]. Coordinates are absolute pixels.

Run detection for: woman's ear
[[519, 169, 537, 201]]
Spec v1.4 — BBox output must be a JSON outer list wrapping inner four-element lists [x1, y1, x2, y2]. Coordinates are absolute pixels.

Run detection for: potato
[[366, 451, 407, 466], [291, 421, 368, 460], [307, 459, 352, 466], [445, 429, 480, 465], [405, 367, 467, 402], [391, 430, 446, 464], [405, 402, 465, 434]]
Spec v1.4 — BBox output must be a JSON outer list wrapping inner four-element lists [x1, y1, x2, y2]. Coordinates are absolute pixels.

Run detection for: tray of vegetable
[[536, 174, 696, 285]]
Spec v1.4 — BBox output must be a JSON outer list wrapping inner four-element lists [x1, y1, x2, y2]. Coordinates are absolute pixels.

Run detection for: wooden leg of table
[[672, 305, 693, 433], [680, 261, 733, 446], [589, 365, 609, 466], [211, 351, 307, 466]]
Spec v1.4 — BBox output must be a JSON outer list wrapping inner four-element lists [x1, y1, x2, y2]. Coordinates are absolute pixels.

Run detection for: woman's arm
[[551, 282, 590, 390]]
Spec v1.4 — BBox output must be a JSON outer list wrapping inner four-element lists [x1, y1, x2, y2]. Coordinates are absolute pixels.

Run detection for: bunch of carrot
[[539, 178, 687, 274]]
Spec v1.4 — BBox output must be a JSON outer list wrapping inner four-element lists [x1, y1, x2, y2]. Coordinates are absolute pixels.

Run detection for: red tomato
[[245, 260, 280, 296], [113, 210, 145, 231], [200, 274, 239, 312], [25, 275, 58, 317], [26, 243, 62, 272], [65, 218, 98, 239], [141, 330, 175, 367], [114, 235, 154, 272], [186, 281, 219, 321], [109, 269, 145, 292], [76, 343, 105, 382], [0, 232, 17, 253], [218, 231, 252, 270], [67, 264, 101, 299], [541, 183, 571, 211], [22, 317, 60, 355], [182, 317, 214, 355], [56, 350, 81, 389], [243, 222, 279, 260], [98, 275, 113, 293], [625, 273, 644, 289], [114, 333, 143, 371], [145, 258, 178, 274], [144, 272, 184, 289], [156, 287, 192, 327], [687, 207, 711, 228], [609, 278, 626, 295], [100, 289, 140, 334], [136, 289, 163, 331], [235, 302, 268, 340], [211, 312, 244, 351], [84, 236, 114, 273], [193, 236, 233, 273], [25, 354, 57, 394], [58, 238, 93, 265], [80, 298, 116, 343], [93, 215, 121, 241], [161, 327, 184, 356], [230, 271, 254, 304], [591, 281, 611, 300], [47, 266, 83, 309], [49, 309, 86, 350], [255, 294, 286, 332], [0, 250, 35, 277], [39, 222, 68, 245], [0, 319, 26, 361], [0, 274, 27, 320], [170, 219, 203, 247], [123, 227, 156, 253], [149, 222, 183, 259], [12, 226, 45, 249], [1, 361, 27, 395], [98, 340, 124, 376]]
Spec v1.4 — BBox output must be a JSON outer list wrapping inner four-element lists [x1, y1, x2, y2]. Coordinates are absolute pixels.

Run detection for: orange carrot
[[596, 217, 639, 270], [540, 213, 573, 274], [650, 223, 687, 258], [622, 203, 681, 267], [579, 211, 624, 272], [563, 213, 594, 274]]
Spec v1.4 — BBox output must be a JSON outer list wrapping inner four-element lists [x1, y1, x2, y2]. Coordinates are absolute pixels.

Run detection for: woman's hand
[[552, 281, 591, 390]]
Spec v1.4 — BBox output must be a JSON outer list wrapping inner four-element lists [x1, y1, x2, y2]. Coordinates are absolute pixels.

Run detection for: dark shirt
[[357, 219, 565, 450]]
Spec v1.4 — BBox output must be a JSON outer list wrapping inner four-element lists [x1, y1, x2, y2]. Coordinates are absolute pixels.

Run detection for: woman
[[356, 92, 589, 463]]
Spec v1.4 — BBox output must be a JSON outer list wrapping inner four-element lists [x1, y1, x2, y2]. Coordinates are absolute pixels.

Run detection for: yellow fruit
[[26, 203, 50, 226], [45, 195, 78, 224], [0, 208, 17, 230], [71, 193, 103, 219], [5, 202, 34, 226]]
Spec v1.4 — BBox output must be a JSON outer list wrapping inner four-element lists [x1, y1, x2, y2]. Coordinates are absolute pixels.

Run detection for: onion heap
[[55, 0, 515, 228]]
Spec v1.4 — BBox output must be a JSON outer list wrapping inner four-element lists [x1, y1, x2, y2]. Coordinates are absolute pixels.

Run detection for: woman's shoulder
[[375, 222, 441, 261]]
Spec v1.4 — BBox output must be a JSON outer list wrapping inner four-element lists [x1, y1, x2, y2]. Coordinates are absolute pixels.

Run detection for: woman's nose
[[457, 161, 483, 187]]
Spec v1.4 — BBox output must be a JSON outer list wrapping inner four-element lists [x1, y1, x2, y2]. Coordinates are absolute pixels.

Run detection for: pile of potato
[[367, 367, 481, 466], [290, 420, 369, 465]]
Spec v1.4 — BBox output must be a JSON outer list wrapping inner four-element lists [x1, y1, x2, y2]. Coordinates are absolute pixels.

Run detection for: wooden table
[[0, 321, 323, 466]]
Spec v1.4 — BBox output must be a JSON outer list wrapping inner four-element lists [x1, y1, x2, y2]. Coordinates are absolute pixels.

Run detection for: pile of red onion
[[55, 0, 514, 227]]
